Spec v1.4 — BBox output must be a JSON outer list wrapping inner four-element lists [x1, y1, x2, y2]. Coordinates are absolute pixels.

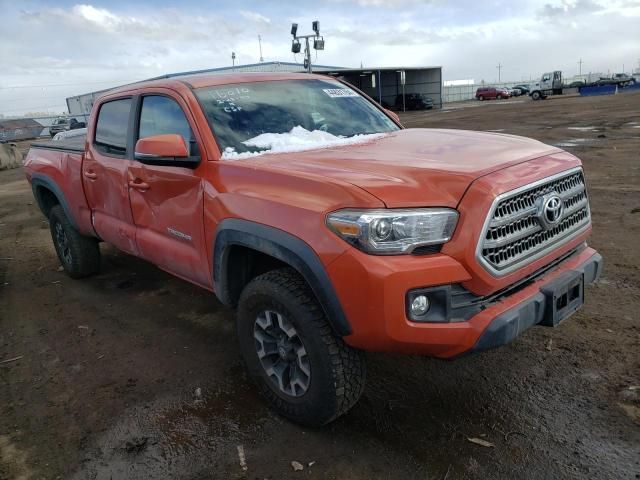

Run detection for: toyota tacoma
[[23, 72, 602, 426]]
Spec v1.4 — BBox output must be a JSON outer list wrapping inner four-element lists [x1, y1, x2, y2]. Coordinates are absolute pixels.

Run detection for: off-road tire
[[49, 205, 100, 278], [237, 267, 366, 427]]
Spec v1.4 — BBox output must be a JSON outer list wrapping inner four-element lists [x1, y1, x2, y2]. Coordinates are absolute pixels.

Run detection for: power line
[[0, 96, 69, 105], [1, 104, 66, 114], [0, 79, 141, 90]]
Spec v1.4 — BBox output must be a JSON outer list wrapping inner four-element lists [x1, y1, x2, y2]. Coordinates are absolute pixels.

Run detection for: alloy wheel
[[54, 222, 72, 265], [253, 310, 311, 397]]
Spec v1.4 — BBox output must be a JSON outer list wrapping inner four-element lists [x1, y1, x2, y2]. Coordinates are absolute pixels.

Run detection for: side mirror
[[385, 109, 401, 125], [134, 134, 199, 168]]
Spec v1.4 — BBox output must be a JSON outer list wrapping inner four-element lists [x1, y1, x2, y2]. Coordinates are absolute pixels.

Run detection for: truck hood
[[239, 129, 562, 208]]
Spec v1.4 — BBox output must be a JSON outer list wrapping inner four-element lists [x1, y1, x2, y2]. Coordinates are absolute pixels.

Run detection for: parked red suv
[[475, 87, 510, 100]]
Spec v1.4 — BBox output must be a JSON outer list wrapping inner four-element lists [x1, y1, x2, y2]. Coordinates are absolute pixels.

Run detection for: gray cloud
[[1, 1, 639, 116], [538, 0, 604, 18]]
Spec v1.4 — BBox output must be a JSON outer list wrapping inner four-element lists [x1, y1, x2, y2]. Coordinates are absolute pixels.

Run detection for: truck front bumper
[[468, 250, 602, 355], [328, 245, 602, 358]]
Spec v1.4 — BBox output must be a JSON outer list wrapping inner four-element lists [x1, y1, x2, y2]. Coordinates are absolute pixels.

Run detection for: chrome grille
[[478, 168, 591, 274]]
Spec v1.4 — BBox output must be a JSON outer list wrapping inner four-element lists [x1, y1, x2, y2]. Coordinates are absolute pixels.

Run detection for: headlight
[[326, 208, 458, 255]]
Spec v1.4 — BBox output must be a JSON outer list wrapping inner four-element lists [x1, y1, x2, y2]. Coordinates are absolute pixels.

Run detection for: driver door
[[127, 93, 211, 288]]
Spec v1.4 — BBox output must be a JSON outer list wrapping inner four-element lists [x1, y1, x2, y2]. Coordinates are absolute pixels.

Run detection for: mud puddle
[[70, 381, 267, 479], [553, 138, 600, 147], [567, 126, 599, 131]]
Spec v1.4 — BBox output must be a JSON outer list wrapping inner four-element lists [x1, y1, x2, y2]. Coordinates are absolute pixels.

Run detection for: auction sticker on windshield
[[323, 88, 359, 98]]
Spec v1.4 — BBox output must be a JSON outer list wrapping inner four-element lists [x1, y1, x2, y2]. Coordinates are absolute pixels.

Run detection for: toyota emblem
[[537, 193, 564, 230]]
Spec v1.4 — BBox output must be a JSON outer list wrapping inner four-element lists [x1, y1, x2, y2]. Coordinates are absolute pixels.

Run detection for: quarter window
[[95, 98, 132, 155]]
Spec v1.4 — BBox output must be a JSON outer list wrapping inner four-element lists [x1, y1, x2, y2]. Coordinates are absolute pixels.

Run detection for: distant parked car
[[49, 117, 86, 137], [567, 80, 586, 88], [475, 87, 510, 100], [612, 73, 635, 86], [393, 93, 434, 110], [52, 127, 87, 142], [497, 87, 511, 98], [513, 84, 530, 95], [591, 78, 619, 87]]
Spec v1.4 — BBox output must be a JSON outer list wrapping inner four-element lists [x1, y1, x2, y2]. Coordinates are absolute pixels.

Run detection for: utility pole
[[578, 58, 583, 76], [290, 21, 324, 73], [496, 62, 502, 83], [231, 52, 236, 69], [258, 35, 264, 62]]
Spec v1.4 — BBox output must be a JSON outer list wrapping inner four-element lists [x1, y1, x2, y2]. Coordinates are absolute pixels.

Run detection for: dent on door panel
[[128, 164, 210, 288], [83, 153, 138, 255]]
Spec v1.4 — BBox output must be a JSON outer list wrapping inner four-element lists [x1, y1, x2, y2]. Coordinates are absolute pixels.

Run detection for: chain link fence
[[444, 81, 537, 103], [0, 114, 90, 142]]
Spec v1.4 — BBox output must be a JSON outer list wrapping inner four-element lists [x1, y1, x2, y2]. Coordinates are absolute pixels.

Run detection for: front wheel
[[478, 95, 485, 101], [49, 205, 101, 278], [236, 268, 366, 427], [532, 91, 542, 100]]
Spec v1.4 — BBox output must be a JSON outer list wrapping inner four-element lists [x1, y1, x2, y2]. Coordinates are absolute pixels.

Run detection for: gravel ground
[[1, 92, 639, 480]]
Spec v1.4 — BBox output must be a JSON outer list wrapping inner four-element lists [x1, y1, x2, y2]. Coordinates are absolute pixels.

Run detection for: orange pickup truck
[[24, 72, 602, 426]]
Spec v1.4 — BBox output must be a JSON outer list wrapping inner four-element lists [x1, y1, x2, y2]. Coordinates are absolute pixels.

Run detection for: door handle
[[84, 170, 97, 180], [129, 179, 150, 191]]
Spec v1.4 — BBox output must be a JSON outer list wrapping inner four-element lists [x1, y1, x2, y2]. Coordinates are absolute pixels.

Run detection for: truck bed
[[30, 137, 85, 153], [24, 138, 95, 236]]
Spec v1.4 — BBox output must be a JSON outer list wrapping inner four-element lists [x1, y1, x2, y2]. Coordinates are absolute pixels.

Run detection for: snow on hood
[[221, 126, 386, 160]]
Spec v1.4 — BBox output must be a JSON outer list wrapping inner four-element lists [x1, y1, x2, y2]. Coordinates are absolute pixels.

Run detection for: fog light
[[410, 295, 430, 316]]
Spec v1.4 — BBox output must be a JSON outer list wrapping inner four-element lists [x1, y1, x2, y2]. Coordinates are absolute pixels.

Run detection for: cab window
[[138, 96, 195, 154], [94, 98, 132, 156]]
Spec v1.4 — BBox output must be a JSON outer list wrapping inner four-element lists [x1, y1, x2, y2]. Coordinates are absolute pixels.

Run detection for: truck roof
[[107, 72, 331, 96]]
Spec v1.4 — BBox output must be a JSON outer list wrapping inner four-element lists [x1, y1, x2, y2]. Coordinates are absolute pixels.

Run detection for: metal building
[[323, 67, 442, 109], [66, 61, 443, 114]]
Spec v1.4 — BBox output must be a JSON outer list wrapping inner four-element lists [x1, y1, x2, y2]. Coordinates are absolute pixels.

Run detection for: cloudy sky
[[0, 0, 638, 116]]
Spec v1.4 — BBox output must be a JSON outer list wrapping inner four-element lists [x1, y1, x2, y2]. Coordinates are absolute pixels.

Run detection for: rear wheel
[[49, 205, 101, 278], [237, 268, 366, 426]]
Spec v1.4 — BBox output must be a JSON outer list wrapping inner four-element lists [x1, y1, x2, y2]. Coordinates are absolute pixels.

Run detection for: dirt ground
[[1, 93, 639, 480]]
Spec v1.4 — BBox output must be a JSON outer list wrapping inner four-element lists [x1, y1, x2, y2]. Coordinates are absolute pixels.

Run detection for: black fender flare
[[31, 173, 78, 229], [213, 218, 351, 336]]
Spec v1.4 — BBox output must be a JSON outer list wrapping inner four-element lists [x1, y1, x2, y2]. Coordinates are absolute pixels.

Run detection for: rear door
[[83, 97, 138, 254], [127, 93, 210, 288]]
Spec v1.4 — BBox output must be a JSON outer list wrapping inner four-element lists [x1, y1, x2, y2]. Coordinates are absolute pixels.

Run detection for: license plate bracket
[[540, 270, 584, 327]]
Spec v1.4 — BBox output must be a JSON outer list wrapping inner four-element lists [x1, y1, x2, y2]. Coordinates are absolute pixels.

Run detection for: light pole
[[496, 62, 502, 83], [290, 21, 324, 73], [231, 52, 236, 70], [578, 58, 583, 77]]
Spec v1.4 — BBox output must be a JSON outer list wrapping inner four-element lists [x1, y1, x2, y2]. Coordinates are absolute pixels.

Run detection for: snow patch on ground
[[221, 126, 386, 160]]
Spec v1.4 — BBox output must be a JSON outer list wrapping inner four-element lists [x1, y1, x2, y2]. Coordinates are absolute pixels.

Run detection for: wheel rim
[[54, 222, 72, 265], [253, 310, 311, 397]]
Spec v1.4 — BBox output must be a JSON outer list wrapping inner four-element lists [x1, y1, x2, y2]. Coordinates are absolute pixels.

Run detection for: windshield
[[195, 79, 399, 155]]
